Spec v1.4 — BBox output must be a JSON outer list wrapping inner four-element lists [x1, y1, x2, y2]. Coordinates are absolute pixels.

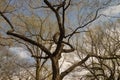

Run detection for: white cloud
[[9, 47, 35, 64], [102, 5, 120, 16], [9, 47, 30, 58]]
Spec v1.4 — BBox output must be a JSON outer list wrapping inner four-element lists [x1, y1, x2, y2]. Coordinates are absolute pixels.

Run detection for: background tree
[[75, 21, 120, 80]]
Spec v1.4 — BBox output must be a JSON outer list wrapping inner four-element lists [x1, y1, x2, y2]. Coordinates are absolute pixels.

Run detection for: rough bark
[[51, 57, 61, 80]]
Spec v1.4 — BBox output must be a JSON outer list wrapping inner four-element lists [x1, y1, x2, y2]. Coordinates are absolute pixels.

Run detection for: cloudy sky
[[102, 4, 120, 16]]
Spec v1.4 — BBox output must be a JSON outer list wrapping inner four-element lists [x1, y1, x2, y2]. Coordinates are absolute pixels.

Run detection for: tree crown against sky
[[0, 0, 120, 80]]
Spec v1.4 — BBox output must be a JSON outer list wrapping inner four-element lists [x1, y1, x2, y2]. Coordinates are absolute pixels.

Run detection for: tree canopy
[[0, 0, 120, 80]]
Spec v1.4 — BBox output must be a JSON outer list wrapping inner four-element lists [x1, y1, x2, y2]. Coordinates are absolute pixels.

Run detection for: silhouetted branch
[[0, 11, 14, 31], [7, 31, 52, 57], [60, 55, 90, 79]]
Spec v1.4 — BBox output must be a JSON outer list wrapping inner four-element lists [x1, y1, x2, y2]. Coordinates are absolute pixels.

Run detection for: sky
[[102, 4, 120, 17], [9, 47, 35, 64]]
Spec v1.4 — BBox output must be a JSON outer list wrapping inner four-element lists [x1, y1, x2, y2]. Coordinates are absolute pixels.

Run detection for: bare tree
[[0, 0, 117, 80]]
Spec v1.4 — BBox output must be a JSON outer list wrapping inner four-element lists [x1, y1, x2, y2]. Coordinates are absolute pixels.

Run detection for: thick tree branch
[[0, 11, 14, 31], [31, 55, 49, 59], [44, 0, 64, 35], [44, 0, 66, 56], [53, 32, 74, 53], [60, 55, 90, 79], [61, 53, 120, 79], [62, 41, 75, 53], [64, 0, 71, 10], [44, 0, 57, 13], [7, 31, 52, 57]]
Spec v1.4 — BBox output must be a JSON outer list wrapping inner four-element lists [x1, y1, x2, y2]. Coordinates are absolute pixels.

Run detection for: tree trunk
[[51, 57, 61, 80], [36, 59, 40, 80]]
